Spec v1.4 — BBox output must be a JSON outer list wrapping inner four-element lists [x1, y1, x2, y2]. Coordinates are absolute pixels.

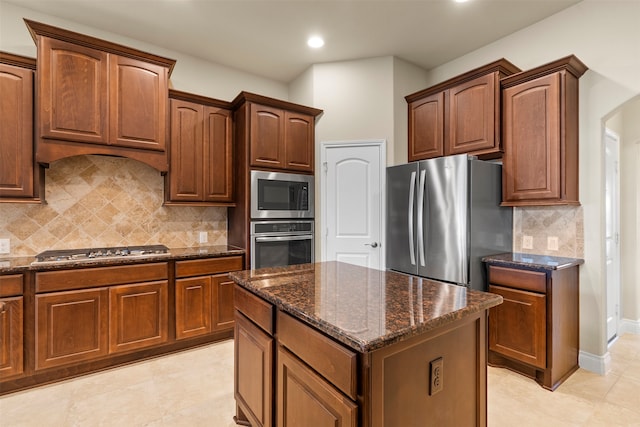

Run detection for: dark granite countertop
[[0, 245, 244, 274], [482, 252, 584, 270], [229, 261, 503, 353]]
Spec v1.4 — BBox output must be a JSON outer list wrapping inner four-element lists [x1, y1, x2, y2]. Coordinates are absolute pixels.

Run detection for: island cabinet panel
[[277, 346, 358, 427], [109, 281, 168, 354], [167, 92, 233, 205], [35, 288, 110, 370], [0, 53, 42, 202], [486, 261, 580, 390], [234, 311, 273, 427], [501, 55, 587, 206]]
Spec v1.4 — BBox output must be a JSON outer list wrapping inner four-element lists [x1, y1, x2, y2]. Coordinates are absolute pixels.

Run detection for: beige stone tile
[[584, 401, 640, 426], [604, 376, 640, 412], [556, 368, 620, 402]]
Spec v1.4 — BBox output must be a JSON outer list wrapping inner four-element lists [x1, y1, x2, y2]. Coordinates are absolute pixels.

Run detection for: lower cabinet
[[486, 263, 580, 390], [175, 256, 243, 340], [0, 274, 24, 379]]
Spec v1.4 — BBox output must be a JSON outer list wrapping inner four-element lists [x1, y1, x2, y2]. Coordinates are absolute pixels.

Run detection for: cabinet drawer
[[234, 285, 273, 335], [488, 265, 546, 293], [175, 256, 243, 278], [35, 262, 169, 293], [0, 274, 23, 297], [277, 311, 357, 400]]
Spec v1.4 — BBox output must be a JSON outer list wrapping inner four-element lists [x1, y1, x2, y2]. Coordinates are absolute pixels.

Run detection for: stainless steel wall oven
[[250, 220, 314, 269]]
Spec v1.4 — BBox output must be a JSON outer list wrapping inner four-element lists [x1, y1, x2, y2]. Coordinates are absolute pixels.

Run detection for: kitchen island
[[229, 261, 503, 427]]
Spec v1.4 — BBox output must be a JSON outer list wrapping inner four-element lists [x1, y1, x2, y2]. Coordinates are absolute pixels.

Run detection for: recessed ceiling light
[[454, 0, 470, 3], [307, 36, 324, 49]]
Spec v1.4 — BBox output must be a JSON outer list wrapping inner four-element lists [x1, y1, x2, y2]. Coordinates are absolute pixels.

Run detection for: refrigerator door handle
[[417, 169, 427, 267], [408, 171, 416, 266]]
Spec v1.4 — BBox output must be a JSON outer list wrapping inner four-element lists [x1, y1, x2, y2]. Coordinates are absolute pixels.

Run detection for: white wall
[[0, 1, 288, 101], [424, 0, 640, 369]]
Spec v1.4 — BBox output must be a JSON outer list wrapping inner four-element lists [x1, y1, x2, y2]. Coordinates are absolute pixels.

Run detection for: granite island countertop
[[0, 244, 245, 274], [229, 261, 503, 353], [482, 252, 584, 270]]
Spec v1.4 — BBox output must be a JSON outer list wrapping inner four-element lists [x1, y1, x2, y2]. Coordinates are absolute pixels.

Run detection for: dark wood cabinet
[[486, 262, 580, 390], [175, 256, 243, 340], [0, 52, 43, 203], [249, 103, 315, 172], [501, 55, 587, 206], [109, 281, 168, 354], [406, 59, 520, 161], [166, 91, 233, 205], [0, 274, 24, 379], [25, 19, 175, 172], [35, 288, 110, 370]]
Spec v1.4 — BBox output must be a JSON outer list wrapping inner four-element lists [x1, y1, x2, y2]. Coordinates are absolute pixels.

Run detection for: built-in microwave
[[250, 170, 314, 219]]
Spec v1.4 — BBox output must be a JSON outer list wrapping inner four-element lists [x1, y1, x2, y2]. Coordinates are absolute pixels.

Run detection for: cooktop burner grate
[[33, 245, 170, 264]]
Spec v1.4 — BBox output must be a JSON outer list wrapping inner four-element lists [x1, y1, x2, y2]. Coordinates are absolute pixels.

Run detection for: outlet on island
[[429, 357, 444, 396]]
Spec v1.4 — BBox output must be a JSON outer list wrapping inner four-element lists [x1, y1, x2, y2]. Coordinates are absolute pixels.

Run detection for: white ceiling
[[7, 0, 581, 82]]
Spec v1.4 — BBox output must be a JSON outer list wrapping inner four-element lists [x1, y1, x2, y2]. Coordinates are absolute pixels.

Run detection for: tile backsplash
[[513, 205, 584, 258], [0, 155, 227, 256]]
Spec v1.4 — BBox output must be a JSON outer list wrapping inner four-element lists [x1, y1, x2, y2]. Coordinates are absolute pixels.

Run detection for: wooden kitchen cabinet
[[25, 19, 175, 172], [486, 261, 581, 390], [0, 275, 24, 379], [109, 281, 168, 354], [406, 59, 520, 162], [0, 52, 43, 203], [166, 91, 234, 205], [501, 55, 587, 206], [175, 256, 243, 339]]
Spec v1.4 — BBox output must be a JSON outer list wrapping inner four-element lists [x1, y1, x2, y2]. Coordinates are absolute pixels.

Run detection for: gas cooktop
[[32, 245, 170, 265]]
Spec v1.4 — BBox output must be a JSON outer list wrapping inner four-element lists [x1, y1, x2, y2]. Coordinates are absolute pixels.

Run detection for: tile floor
[[1, 334, 639, 426]]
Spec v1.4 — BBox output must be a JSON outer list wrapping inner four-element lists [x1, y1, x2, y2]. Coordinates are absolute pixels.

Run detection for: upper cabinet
[[406, 59, 521, 162], [0, 52, 43, 203], [234, 92, 322, 174], [501, 55, 587, 206], [166, 90, 234, 205], [24, 19, 175, 172]]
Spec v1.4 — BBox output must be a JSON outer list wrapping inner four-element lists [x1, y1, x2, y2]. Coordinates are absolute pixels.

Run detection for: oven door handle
[[254, 235, 313, 242]]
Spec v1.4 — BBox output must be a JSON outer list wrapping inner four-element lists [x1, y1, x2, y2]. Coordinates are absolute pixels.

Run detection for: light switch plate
[[199, 231, 208, 244], [522, 235, 533, 249], [548, 236, 559, 251], [0, 238, 10, 254]]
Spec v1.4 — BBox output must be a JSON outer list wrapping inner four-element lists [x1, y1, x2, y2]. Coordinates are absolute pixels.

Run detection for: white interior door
[[605, 128, 621, 343], [321, 141, 385, 270]]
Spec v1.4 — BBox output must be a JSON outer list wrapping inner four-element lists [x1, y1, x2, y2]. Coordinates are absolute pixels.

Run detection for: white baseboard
[[619, 318, 640, 335], [579, 350, 611, 375]]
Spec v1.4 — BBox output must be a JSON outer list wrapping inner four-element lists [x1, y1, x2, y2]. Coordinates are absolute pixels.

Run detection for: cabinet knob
[[0, 301, 6, 313]]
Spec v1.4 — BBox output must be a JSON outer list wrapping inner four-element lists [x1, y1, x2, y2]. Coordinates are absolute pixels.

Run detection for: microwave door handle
[[255, 235, 312, 242], [408, 171, 416, 266]]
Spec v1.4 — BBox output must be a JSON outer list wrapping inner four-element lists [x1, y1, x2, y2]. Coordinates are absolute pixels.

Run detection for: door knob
[[365, 242, 379, 248]]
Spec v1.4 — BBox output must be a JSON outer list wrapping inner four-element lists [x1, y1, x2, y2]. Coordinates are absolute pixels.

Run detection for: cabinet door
[[446, 73, 497, 156], [284, 112, 314, 172], [489, 284, 546, 369], [250, 103, 285, 169], [39, 37, 109, 144], [109, 281, 168, 353], [0, 297, 24, 379], [175, 276, 212, 340], [212, 274, 235, 331], [36, 288, 109, 370], [408, 92, 444, 161], [169, 99, 205, 201], [277, 346, 357, 427], [204, 106, 233, 202], [502, 73, 561, 203], [109, 55, 167, 151], [0, 63, 34, 198], [235, 312, 273, 427]]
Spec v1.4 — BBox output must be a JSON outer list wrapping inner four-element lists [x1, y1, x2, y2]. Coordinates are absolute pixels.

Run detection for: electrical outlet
[[199, 231, 208, 244], [429, 357, 443, 396], [548, 236, 559, 251], [522, 235, 533, 249], [0, 238, 10, 254]]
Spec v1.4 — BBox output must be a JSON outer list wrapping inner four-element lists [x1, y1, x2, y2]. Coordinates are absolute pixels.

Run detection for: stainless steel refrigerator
[[386, 154, 512, 291]]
